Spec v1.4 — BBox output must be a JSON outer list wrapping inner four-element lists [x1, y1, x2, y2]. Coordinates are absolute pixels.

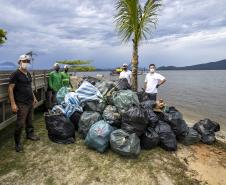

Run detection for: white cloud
[[0, 0, 226, 69]]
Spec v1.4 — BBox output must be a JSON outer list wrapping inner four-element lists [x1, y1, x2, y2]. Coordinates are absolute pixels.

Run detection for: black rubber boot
[[26, 133, 40, 141], [14, 134, 23, 152]]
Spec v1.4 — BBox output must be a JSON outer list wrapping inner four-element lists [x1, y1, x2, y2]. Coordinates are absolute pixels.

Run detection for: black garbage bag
[[95, 80, 115, 95], [83, 100, 106, 113], [179, 127, 200, 145], [102, 105, 121, 128], [83, 76, 100, 86], [164, 107, 189, 138], [44, 112, 75, 144], [144, 109, 159, 128], [69, 111, 82, 130], [140, 127, 159, 150], [110, 129, 140, 157], [121, 106, 148, 137], [137, 91, 150, 102], [154, 111, 168, 122], [116, 78, 131, 90], [140, 100, 156, 110], [78, 111, 101, 139], [193, 119, 220, 144], [154, 121, 177, 151]]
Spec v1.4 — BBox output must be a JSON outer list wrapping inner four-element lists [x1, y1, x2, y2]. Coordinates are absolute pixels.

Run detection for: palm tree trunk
[[131, 39, 138, 91]]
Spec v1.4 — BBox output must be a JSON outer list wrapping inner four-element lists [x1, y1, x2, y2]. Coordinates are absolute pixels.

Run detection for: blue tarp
[[75, 81, 103, 104], [52, 81, 103, 118]]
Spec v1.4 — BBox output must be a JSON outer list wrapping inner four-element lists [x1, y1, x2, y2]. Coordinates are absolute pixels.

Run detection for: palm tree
[[114, 0, 161, 91]]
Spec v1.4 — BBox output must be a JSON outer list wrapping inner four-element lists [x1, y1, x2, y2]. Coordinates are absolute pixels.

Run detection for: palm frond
[[114, 0, 141, 43], [139, 0, 162, 40]]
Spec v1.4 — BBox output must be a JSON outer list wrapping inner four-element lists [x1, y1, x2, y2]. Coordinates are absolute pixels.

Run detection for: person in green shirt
[[48, 63, 62, 108], [61, 65, 73, 88]]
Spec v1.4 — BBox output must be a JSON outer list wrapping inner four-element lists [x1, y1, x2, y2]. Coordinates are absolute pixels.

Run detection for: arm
[[69, 78, 73, 88], [8, 84, 18, 113], [144, 74, 148, 91], [144, 82, 147, 92], [48, 73, 53, 90], [33, 92, 38, 106], [157, 78, 166, 88], [159, 79, 166, 85]]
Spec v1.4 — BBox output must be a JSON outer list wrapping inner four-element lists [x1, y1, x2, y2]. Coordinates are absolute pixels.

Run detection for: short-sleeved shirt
[[145, 72, 165, 94], [48, 71, 62, 92], [61, 71, 70, 87], [119, 70, 132, 85], [9, 69, 34, 105]]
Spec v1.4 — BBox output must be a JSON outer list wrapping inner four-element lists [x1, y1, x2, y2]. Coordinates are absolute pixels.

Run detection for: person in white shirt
[[119, 63, 132, 85], [144, 64, 166, 101]]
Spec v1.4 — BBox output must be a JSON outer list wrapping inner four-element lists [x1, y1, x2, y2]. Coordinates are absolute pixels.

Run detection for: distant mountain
[[0, 61, 17, 70], [95, 68, 113, 71], [158, 59, 226, 70]]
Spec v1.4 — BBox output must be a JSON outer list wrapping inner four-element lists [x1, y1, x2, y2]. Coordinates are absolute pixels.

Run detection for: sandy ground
[[0, 113, 226, 185]]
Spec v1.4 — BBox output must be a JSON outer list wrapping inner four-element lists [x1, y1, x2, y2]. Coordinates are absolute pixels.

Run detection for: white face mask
[[21, 62, 29, 69], [150, 68, 155, 73]]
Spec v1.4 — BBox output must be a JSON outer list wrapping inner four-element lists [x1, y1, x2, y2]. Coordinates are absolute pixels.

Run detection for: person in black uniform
[[8, 54, 40, 152]]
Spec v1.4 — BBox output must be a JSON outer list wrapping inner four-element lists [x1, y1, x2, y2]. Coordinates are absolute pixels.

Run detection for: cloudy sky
[[0, 0, 226, 69]]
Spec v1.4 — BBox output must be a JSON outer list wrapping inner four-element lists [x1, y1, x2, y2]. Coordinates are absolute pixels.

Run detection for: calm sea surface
[[77, 70, 226, 134]]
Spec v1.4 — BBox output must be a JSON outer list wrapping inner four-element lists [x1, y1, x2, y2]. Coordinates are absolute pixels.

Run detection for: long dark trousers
[[14, 103, 34, 145], [147, 93, 157, 101]]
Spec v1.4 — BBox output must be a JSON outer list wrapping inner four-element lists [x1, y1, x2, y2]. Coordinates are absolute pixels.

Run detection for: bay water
[[77, 70, 226, 134]]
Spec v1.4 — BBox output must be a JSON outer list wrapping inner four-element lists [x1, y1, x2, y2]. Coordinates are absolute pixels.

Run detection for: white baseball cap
[[18, 54, 31, 63], [54, 63, 60, 67], [64, 65, 69, 69], [122, 63, 128, 68]]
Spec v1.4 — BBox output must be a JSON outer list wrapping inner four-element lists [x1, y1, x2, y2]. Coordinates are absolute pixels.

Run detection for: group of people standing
[[8, 54, 166, 152], [119, 63, 166, 101], [48, 63, 72, 108]]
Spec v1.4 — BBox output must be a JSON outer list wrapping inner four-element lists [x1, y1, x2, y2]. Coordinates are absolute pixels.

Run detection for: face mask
[[21, 62, 29, 69], [150, 68, 155, 73]]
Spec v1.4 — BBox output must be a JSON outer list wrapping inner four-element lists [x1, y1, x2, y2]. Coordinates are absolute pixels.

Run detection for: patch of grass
[[45, 176, 55, 185], [0, 111, 215, 185]]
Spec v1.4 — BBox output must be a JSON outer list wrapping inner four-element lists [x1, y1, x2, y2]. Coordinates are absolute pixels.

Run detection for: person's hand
[[33, 98, 38, 107], [156, 84, 160, 88], [11, 103, 18, 113]]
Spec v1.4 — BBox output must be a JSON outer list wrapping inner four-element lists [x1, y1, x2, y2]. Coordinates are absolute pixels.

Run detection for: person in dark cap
[[8, 54, 40, 152]]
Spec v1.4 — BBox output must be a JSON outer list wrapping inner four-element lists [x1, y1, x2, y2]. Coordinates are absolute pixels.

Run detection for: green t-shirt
[[48, 71, 62, 92], [61, 71, 70, 87]]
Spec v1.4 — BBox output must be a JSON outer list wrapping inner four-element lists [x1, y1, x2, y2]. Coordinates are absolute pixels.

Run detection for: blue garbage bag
[[56, 87, 69, 104], [85, 120, 115, 153]]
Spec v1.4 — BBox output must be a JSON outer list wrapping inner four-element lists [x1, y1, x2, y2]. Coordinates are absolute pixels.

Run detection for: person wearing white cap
[[61, 65, 73, 88], [8, 54, 40, 152], [48, 63, 62, 108], [119, 63, 132, 85]]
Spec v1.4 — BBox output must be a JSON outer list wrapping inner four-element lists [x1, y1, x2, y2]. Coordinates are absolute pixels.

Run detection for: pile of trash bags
[[44, 77, 221, 157]]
